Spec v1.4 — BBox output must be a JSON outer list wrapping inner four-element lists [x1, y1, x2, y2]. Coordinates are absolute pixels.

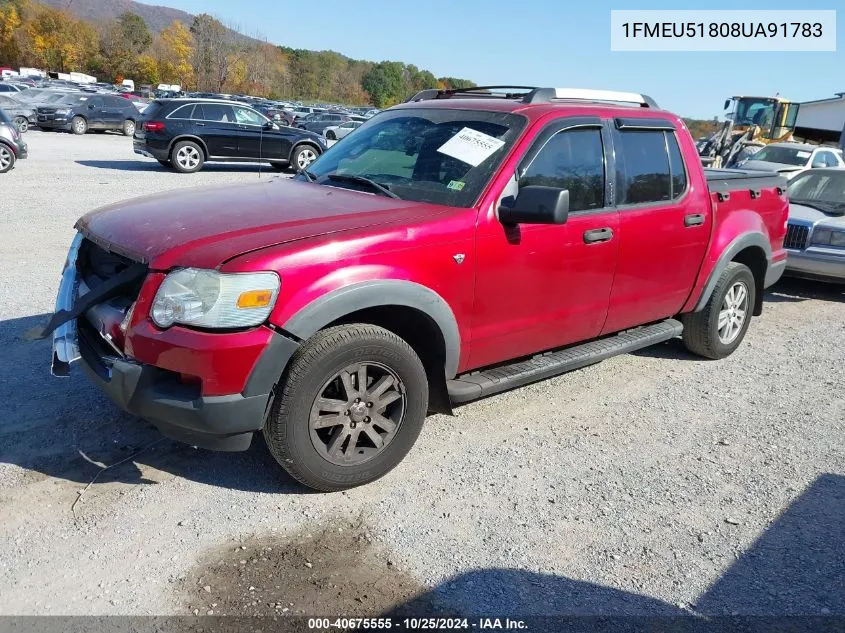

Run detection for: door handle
[[583, 227, 614, 244], [194, 122, 205, 127], [684, 213, 706, 227]]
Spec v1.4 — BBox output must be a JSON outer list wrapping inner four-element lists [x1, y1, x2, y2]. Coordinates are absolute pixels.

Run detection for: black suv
[[134, 99, 327, 173], [36, 93, 139, 135]]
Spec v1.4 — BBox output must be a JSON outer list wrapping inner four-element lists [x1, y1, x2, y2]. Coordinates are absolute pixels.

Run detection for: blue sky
[[160, 0, 841, 119]]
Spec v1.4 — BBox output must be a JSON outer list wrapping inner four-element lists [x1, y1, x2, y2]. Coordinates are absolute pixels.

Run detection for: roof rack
[[405, 86, 659, 109]]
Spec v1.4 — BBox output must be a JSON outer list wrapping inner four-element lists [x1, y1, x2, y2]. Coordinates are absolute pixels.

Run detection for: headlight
[[831, 231, 845, 248], [151, 268, 280, 329], [55, 108, 71, 115], [811, 228, 845, 247]]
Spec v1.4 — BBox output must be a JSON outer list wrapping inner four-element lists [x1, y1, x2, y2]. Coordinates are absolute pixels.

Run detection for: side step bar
[[447, 319, 683, 404]]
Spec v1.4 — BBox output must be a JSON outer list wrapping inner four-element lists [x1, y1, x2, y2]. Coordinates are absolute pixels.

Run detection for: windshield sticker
[[447, 180, 466, 191], [796, 151, 812, 159], [437, 127, 505, 167]]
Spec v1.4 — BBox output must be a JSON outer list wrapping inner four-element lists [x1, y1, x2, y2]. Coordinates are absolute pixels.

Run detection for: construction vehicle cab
[[700, 96, 800, 168]]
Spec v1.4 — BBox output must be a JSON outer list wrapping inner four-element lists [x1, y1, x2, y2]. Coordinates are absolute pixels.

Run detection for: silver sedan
[[783, 168, 845, 283]]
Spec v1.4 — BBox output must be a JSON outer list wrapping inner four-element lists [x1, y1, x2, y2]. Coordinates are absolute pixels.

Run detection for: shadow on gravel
[[0, 313, 306, 494], [170, 475, 842, 632], [76, 159, 291, 174], [765, 277, 844, 303]]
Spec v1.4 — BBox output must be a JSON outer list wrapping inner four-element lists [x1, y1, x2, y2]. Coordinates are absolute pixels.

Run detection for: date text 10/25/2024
[[307, 617, 528, 630]]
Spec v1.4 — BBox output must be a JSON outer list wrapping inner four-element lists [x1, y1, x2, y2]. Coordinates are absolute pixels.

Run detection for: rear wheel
[[326, 130, 336, 140], [0, 144, 15, 173], [682, 262, 755, 360], [122, 119, 136, 136], [13, 117, 28, 133], [71, 116, 87, 135], [264, 324, 429, 491], [171, 140, 204, 173]]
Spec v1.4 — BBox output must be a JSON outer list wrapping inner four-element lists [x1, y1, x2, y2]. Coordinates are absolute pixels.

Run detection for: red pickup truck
[[45, 86, 789, 491]]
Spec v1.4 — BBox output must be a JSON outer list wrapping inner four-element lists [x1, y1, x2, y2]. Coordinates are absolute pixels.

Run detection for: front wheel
[[122, 119, 136, 136], [325, 130, 336, 140], [0, 144, 15, 173], [682, 262, 755, 360], [264, 324, 429, 491], [71, 116, 87, 135], [290, 144, 318, 172], [13, 117, 28, 133]]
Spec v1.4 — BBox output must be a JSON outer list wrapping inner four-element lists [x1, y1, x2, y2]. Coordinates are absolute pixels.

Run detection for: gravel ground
[[0, 131, 843, 619]]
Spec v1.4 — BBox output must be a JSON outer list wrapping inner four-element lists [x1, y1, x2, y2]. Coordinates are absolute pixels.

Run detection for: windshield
[[788, 171, 845, 204], [299, 107, 527, 207], [734, 98, 777, 129], [748, 145, 810, 166]]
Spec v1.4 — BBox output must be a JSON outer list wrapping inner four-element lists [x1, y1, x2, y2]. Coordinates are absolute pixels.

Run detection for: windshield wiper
[[324, 173, 400, 199], [298, 168, 315, 182]]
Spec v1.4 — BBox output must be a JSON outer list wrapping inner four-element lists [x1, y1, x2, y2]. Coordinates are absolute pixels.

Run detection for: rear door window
[[615, 129, 686, 204], [196, 103, 235, 122]]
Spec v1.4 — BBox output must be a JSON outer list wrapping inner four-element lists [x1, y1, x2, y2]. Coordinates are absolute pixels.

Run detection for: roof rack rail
[[526, 88, 659, 108], [404, 86, 659, 109], [405, 86, 540, 103]]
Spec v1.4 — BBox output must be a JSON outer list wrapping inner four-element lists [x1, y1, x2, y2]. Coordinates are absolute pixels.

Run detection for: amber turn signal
[[237, 290, 274, 309]]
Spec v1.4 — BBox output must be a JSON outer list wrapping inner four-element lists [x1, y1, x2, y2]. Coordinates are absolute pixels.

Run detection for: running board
[[447, 319, 683, 404]]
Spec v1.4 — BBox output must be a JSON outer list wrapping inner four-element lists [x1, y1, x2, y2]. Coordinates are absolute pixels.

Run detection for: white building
[[794, 92, 845, 146]]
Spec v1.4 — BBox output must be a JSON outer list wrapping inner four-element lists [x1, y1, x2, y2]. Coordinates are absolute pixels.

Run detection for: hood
[[77, 178, 448, 270], [789, 202, 845, 226], [741, 160, 804, 175]]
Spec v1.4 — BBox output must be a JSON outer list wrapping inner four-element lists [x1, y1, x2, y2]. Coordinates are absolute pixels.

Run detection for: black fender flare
[[168, 135, 209, 160], [288, 140, 322, 163], [282, 280, 461, 379], [694, 232, 771, 312]]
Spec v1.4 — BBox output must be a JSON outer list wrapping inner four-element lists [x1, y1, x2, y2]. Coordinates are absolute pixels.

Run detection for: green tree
[[438, 77, 476, 90], [362, 61, 405, 108]]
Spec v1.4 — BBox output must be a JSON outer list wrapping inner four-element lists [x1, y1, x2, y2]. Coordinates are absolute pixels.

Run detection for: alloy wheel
[[0, 145, 12, 171], [176, 145, 200, 170], [717, 281, 748, 345], [297, 148, 317, 169], [309, 362, 406, 466]]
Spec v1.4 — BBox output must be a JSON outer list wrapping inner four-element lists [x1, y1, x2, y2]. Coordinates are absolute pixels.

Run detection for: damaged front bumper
[[51, 233, 84, 377]]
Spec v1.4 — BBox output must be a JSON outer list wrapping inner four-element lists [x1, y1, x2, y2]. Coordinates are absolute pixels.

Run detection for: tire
[[0, 143, 15, 173], [122, 119, 136, 136], [264, 324, 429, 492], [13, 117, 28, 133], [157, 159, 172, 168], [682, 262, 755, 360], [290, 144, 319, 172], [170, 140, 204, 173], [71, 116, 87, 135], [326, 130, 336, 140]]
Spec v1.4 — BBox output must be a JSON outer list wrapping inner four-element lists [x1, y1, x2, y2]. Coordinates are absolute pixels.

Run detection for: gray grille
[[784, 223, 809, 250]]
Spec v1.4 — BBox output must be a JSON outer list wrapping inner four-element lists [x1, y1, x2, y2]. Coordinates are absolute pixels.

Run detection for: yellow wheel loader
[[699, 96, 800, 168]]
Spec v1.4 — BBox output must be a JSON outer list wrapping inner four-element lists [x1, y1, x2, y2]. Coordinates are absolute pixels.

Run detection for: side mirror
[[811, 158, 825, 169], [724, 99, 731, 111], [88, 104, 96, 110], [499, 186, 569, 225], [264, 121, 278, 130]]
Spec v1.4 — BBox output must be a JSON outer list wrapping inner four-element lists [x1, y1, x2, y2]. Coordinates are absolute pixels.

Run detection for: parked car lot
[[0, 129, 842, 616]]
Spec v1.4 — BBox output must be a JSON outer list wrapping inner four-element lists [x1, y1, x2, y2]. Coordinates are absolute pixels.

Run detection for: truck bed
[[704, 168, 787, 194]]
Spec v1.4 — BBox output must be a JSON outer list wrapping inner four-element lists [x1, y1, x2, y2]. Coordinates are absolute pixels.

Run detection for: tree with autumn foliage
[[155, 19, 194, 88], [23, 4, 97, 72]]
